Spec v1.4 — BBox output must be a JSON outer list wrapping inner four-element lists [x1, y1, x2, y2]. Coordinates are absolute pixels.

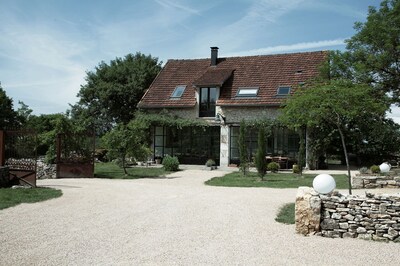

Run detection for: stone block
[[321, 219, 339, 230], [295, 187, 321, 236], [356, 227, 367, 234], [343, 214, 354, 221], [339, 223, 349, 229], [343, 232, 356, 238]]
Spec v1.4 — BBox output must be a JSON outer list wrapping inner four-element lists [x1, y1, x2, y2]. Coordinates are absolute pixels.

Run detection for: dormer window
[[171, 85, 186, 98], [277, 86, 291, 96], [236, 87, 259, 97]]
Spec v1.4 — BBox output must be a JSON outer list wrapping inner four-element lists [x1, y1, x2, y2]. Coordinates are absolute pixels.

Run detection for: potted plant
[[206, 159, 217, 170]]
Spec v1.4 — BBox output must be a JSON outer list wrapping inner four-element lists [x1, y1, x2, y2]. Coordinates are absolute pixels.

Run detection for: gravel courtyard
[[1, 169, 399, 265]]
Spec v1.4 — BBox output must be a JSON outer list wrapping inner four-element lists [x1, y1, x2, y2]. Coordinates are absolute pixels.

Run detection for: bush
[[370, 165, 380, 174], [292, 164, 300, 174], [358, 167, 368, 174], [162, 155, 179, 171], [267, 162, 280, 173], [206, 159, 216, 167]]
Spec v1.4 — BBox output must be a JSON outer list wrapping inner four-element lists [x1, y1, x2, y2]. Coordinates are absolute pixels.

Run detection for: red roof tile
[[193, 68, 234, 87], [138, 51, 328, 108]]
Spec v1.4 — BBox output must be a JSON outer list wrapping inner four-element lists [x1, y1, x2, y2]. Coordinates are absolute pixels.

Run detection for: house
[[138, 47, 327, 167]]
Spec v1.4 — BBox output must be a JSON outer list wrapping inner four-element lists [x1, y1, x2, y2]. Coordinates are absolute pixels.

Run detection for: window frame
[[170, 85, 186, 98], [236, 87, 259, 98], [199, 87, 217, 117], [277, 86, 291, 96]]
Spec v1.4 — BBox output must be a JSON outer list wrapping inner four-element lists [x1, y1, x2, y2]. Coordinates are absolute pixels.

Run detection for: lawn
[[205, 171, 349, 189], [0, 187, 62, 210], [275, 203, 295, 224], [95, 162, 171, 179]]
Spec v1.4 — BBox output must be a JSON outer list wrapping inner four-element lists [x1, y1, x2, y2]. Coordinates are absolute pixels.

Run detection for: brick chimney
[[210, 47, 219, 66]]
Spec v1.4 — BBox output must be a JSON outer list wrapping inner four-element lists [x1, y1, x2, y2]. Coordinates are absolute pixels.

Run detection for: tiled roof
[[193, 68, 234, 87], [138, 51, 328, 108]]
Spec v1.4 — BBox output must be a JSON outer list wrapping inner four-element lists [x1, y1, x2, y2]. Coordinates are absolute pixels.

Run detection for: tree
[[16, 101, 33, 126], [102, 119, 151, 175], [70, 52, 162, 133], [346, 0, 400, 102], [280, 79, 389, 194], [255, 126, 267, 180], [239, 120, 249, 176], [0, 84, 18, 129], [297, 127, 306, 176]]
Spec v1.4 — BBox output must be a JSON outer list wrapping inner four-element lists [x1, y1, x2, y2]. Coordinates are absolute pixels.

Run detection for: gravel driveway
[[1, 169, 399, 265]]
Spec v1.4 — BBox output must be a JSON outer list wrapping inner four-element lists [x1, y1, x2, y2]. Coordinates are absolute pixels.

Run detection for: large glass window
[[199, 87, 217, 117], [152, 126, 220, 165], [229, 126, 299, 166]]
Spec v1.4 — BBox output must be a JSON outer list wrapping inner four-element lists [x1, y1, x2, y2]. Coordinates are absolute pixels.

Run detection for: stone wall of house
[[352, 174, 400, 189], [295, 187, 400, 242], [145, 108, 198, 120], [217, 106, 280, 124]]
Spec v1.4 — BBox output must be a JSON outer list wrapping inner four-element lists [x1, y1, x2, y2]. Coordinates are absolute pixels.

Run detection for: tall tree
[[0, 84, 18, 129], [280, 79, 389, 195], [239, 120, 249, 176], [255, 126, 267, 180], [102, 119, 151, 175], [70, 52, 162, 133], [346, 0, 400, 102]]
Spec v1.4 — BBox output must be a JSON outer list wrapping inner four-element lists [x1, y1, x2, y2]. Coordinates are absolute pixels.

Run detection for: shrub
[[255, 127, 267, 180], [206, 159, 216, 167], [267, 162, 280, 173], [358, 167, 368, 174], [292, 164, 300, 174], [370, 165, 380, 174], [162, 155, 179, 171]]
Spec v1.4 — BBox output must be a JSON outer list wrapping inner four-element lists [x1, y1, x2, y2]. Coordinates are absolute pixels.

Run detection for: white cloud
[[155, 0, 201, 15], [187, 0, 306, 55], [0, 16, 90, 114], [227, 38, 346, 56]]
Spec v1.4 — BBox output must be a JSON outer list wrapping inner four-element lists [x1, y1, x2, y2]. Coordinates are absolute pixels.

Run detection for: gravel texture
[[1, 168, 399, 265]]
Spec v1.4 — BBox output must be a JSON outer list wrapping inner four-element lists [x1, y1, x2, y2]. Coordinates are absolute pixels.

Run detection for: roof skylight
[[236, 87, 259, 97], [277, 86, 291, 96], [171, 85, 186, 98]]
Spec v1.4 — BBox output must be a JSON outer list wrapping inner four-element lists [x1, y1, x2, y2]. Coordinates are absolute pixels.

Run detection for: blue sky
[[1, 0, 389, 118]]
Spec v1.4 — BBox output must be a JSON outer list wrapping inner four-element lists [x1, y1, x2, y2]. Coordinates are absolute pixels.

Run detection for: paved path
[[1, 169, 399, 265]]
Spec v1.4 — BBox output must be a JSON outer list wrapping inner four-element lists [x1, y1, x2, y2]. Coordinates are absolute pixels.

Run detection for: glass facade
[[229, 126, 299, 166], [153, 126, 220, 165]]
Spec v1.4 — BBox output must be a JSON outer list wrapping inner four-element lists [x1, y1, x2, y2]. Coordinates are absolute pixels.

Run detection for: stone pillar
[[220, 125, 229, 167], [295, 186, 322, 235]]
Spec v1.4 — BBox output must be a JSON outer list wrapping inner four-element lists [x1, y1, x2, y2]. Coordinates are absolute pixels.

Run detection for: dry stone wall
[[296, 187, 400, 242], [352, 174, 400, 189]]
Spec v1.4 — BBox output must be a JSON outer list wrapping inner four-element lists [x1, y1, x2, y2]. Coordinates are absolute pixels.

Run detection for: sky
[[2, 0, 396, 120]]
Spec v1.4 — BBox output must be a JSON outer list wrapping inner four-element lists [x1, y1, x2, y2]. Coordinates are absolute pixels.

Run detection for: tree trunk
[[337, 126, 352, 195], [122, 155, 128, 176]]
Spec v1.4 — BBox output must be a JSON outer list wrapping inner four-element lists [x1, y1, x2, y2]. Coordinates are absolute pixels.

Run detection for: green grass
[[205, 171, 349, 189], [275, 203, 295, 224], [0, 187, 62, 210], [95, 162, 171, 179]]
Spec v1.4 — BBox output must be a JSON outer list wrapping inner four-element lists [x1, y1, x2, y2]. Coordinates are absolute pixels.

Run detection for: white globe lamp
[[313, 174, 336, 194], [379, 163, 391, 173]]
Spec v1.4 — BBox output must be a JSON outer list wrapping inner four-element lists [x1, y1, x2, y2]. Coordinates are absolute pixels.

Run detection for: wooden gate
[[0, 130, 37, 187], [56, 132, 95, 178]]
